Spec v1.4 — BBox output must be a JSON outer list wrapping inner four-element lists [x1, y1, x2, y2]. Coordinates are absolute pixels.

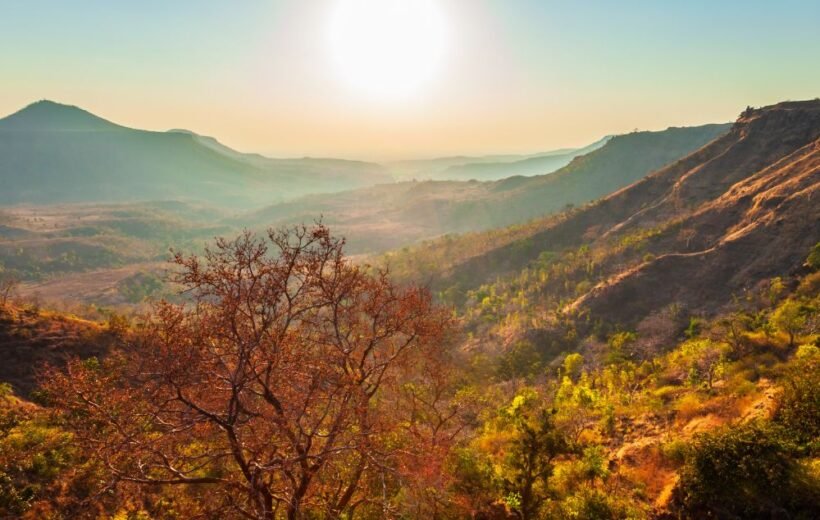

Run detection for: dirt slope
[[0, 304, 113, 395], [441, 100, 820, 325]]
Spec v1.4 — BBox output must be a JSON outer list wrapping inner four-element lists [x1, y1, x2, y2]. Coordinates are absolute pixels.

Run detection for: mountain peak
[[0, 100, 123, 131]]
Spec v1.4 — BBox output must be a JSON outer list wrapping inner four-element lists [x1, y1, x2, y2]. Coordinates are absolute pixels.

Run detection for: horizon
[[0, 97, 739, 163], [2, 0, 819, 160]]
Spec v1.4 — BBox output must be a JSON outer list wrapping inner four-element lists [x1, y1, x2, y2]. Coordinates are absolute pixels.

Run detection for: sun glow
[[327, 0, 448, 101]]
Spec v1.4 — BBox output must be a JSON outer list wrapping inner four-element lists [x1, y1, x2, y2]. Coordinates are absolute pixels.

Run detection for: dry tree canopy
[[45, 224, 457, 520]]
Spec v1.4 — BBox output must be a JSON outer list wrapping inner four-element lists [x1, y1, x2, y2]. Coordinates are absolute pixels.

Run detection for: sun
[[327, 0, 448, 101]]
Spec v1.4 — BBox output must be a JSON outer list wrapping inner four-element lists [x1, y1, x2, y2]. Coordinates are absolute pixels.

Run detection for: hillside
[[0, 101, 391, 207], [241, 123, 729, 253], [437, 136, 610, 181], [411, 100, 820, 329], [0, 303, 114, 395]]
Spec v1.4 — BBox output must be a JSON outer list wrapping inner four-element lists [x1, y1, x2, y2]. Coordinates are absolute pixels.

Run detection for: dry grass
[[18, 262, 167, 307], [0, 303, 113, 395]]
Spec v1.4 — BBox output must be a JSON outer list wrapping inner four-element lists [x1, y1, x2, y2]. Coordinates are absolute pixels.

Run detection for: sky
[[1, 0, 819, 160]]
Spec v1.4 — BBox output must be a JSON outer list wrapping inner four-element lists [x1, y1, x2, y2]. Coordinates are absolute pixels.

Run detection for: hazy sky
[[2, 0, 819, 160]]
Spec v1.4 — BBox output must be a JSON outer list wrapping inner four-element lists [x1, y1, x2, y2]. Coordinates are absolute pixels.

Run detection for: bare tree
[[0, 273, 19, 307], [45, 224, 451, 519]]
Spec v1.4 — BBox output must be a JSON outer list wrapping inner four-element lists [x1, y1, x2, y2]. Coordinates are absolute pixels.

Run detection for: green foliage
[[676, 421, 820, 518], [771, 299, 809, 347], [496, 340, 543, 380], [669, 339, 729, 389], [775, 348, 820, 450], [684, 316, 703, 339], [769, 276, 786, 305], [561, 353, 584, 382], [578, 445, 610, 483], [806, 242, 820, 270], [607, 331, 636, 365], [116, 271, 164, 303], [447, 446, 496, 507], [0, 387, 84, 518], [106, 312, 130, 337], [554, 374, 605, 442], [550, 487, 647, 519], [660, 439, 688, 465], [502, 407, 569, 519]]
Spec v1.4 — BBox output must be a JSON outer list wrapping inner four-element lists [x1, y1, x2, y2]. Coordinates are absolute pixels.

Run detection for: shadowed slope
[[432, 100, 820, 326]]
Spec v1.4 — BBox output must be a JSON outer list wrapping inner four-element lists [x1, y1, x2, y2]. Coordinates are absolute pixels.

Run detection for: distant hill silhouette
[[0, 100, 124, 132], [384, 138, 609, 181], [240, 123, 730, 252], [0, 101, 391, 207], [436, 136, 611, 181]]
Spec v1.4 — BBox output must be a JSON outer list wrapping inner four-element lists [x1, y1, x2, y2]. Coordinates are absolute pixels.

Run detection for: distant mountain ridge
[[384, 138, 610, 181], [436, 136, 611, 181], [0, 100, 391, 207], [239, 122, 730, 253]]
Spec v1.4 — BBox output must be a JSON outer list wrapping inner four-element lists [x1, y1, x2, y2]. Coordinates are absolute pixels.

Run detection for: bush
[[653, 385, 684, 404], [806, 242, 820, 271], [775, 350, 819, 450], [660, 439, 688, 466], [496, 340, 543, 380], [549, 486, 648, 519], [674, 421, 820, 518], [106, 313, 130, 337]]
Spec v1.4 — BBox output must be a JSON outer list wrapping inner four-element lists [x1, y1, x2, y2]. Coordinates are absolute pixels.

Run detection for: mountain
[[240, 123, 729, 253], [0, 100, 392, 207], [436, 136, 611, 181], [0, 99, 124, 132], [383, 139, 608, 181], [411, 100, 820, 327], [384, 154, 548, 181]]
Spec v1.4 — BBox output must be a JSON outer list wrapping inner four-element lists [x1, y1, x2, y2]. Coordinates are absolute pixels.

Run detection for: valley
[[0, 101, 729, 309], [1, 100, 818, 519]]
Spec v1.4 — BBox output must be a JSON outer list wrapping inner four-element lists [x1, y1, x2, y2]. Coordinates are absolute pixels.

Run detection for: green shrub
[[806, 242, 820, 271], [660, 439, 688, 466], [775, 350, 819, 450], [675, 421, 820, 518]]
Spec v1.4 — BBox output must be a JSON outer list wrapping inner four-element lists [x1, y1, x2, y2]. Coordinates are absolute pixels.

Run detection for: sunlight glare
[[327, 0, 448, 102]]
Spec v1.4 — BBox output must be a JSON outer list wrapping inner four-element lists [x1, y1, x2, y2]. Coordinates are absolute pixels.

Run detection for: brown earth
[[18, 262, 167, 307], [0, 303, 114, 396], [437, 100, 820, 327]]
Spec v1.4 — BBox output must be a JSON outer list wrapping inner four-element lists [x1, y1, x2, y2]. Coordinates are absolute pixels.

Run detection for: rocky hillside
[[576, 106, 820, 323], [430, 100, 820, 327]]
